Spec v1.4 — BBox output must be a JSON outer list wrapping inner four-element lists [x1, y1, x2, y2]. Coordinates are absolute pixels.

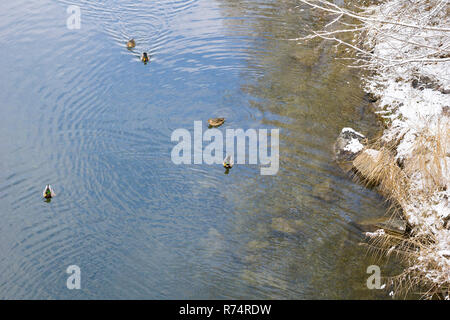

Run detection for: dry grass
[[404, 122, 449, 193], [353, 122, 450, 299], [365, 230, 449, 299], [354, 147, 408, 199]]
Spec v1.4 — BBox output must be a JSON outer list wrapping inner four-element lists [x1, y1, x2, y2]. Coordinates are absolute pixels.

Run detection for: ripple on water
[[0, 0, 393, 299]]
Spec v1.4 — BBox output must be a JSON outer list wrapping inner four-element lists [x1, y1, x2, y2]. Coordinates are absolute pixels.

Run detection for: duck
[[141, 52, 149, 63], [126, 39, 136, 49], [208, 118, 225, 128], [223, 155, 234, 169], [43, 184, 56, 199]]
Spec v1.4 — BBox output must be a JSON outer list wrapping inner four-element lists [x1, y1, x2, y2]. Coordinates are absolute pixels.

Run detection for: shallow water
[[0, 0, 399, 299]]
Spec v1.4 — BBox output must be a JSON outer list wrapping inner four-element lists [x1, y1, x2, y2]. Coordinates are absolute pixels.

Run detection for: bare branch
[[298, 0, 450, 32]]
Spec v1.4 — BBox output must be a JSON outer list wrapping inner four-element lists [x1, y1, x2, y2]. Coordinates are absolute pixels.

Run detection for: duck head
[[141, 52, 149, 63]]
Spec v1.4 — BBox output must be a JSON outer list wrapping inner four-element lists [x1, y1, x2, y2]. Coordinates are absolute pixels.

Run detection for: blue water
[[0, 0, 394, 299]]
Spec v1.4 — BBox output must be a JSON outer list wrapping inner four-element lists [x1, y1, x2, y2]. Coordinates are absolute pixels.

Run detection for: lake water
[[0, 0, 398, 299]]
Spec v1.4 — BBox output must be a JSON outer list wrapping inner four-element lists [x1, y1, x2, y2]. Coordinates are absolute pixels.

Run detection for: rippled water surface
[[0, 0, 398, 299]]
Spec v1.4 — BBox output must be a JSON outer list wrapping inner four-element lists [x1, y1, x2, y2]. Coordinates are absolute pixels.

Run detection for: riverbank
[[298, 0, 449, 298], [354, 0, 449, 298], [300, 0, 449, 298]]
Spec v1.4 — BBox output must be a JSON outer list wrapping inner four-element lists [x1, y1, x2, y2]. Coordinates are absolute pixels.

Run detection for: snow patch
[[344, 138, 364, 153]]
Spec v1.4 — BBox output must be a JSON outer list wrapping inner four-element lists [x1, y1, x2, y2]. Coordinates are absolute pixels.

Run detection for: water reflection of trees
[[204, 0, 397, 299]]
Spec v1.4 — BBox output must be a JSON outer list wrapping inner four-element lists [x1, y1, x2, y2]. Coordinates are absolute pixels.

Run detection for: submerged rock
[[271, 217, 303, 234], [334, 127, 367, 163], [247, 240, 270, 250], [356, 215, 408, 236], [312, 179, 338, 202], [271, 217, 295, 233]]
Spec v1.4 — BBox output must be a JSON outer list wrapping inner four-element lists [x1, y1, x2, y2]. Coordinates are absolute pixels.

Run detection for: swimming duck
[[141, 52, 149, 63], [126, 39, 136, 49], [42, 184, 56, 199], [208, 118, 225, 128], [223, 155, 234, 169]]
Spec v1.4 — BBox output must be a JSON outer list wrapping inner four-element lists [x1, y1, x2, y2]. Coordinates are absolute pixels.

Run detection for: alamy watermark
[[171, 121, 279, 175], [366, 265, 385, 290], [66, 5, 81, 30], [66, 265, 81, 289]]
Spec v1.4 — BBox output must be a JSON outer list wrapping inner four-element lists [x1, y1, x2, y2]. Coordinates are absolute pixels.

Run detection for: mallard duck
[[42, 184, 56, 199], [126, 39, 136, 48], [141, 52, 149, 63], [208, 118, 225, 127], [223, 155, 233, 169]]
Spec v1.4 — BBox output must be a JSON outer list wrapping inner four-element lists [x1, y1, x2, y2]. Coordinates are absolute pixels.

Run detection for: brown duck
[[208, 118, 225, 128], [126, 39, 136, 48]]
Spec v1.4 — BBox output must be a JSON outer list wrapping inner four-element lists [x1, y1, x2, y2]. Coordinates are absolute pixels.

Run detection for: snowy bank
[[360, 0, 449, 298], [298, 0, 449, 298]]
